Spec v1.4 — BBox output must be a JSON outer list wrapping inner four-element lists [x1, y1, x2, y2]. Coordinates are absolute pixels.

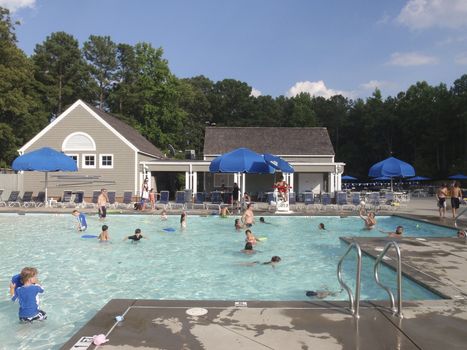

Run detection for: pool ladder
[[337, 241, 403, 319], [337, 242, 362, 318]]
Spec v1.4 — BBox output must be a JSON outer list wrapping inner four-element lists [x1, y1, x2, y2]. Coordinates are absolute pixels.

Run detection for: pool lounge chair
[[188, 192, 205, 210], [321, 193, 338, 211], [85, 190, 100, 209], [118, 191, 134, 209], [5, 191, 21, 207], [107, 191, 117, 209], [367, 192, 381, 211], [21, 191, 35, 208], [171, 191, 186, 210], [73, 191, 85, 208], [34, 192, 46, 207], [337, 192, 355, 211], [156, 191, 170, 210], [59, 190, 75, 208]]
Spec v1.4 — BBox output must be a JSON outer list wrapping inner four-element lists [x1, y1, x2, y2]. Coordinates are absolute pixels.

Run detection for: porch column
[[289, 173, 294, 196], [192, 172, 197, 194], [336, 173, 342, 192], [185, 171, 189, 190], [328, 172, 335, 196]]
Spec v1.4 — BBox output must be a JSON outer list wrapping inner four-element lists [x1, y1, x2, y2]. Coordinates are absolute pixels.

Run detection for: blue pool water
[[0, 213, 455, 349]]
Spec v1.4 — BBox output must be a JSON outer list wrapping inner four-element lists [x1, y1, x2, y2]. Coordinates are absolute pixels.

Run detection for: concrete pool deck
[[2, 198, 467, 349]]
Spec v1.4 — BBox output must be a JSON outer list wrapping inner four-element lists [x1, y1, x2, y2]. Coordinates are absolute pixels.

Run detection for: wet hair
[[244, 242, 253, 250], [235, 219, 240, 226], [245, 229, 252, 235], [259, 217, 265, 223], [318, 223, 325, 230], [180, 212, 186, 223], [135, 228, 141, 234], [247, 203, 252, 209], [102, 225, 108, 231], [72, 209, 78, 214], [396, 225, 403, 233], [271, 256, 281, 263]]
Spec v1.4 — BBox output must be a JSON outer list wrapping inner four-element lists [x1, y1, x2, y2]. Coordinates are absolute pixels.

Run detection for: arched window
[[62, 132, 96, 151]]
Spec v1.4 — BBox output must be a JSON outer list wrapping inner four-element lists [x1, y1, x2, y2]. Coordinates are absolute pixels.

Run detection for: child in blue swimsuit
[[14, 267, 47, 322]]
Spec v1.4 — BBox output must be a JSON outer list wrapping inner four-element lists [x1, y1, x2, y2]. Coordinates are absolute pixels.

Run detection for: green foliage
[[0, 9, 465, 178]]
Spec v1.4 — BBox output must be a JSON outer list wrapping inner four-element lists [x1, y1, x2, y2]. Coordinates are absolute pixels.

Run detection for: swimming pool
[[0, 213, 455, 349]]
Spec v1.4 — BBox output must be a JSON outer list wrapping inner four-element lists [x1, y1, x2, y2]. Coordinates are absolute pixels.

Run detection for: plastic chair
[[21, 191, 35, 208], [7, 191, 21, 207]]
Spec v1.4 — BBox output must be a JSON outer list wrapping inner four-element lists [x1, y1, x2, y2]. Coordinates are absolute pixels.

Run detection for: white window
[[214, 173, 234, 188], [62, 132, 96, 151], [82, 154, 96, 168], [100, 154, 113, 169], [66, 154, 79, 169]]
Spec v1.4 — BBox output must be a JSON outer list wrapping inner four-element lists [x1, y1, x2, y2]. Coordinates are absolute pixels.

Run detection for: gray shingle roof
[[85, 103, 165, 159], [203, 127, 335, 156]]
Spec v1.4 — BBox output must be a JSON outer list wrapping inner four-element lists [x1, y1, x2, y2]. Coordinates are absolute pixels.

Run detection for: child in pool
[[14, 267, 47, 322], [180, 212, 187, 229], [160, 209, 168, 221], [98, 224, 110, 241], [72, 209, 87, 231], [245, 229, 259, 245]]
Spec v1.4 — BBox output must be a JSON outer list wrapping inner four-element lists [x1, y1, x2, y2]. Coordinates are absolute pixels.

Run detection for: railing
[[337, 242, 362, 318], [454, 207, 467, 228], [374, 241, 403, 318]]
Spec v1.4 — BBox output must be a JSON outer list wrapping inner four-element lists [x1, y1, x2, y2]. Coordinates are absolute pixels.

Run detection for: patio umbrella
[[369, 156, 415, 191], [12, 147, 78, 204], [407, 176, 431, 181], [263, 154, 294, 173], [373, 176, 392, 181], [209, 148, 274, 174], [342, 175, 358, 181], [448, 173, 467, 180]]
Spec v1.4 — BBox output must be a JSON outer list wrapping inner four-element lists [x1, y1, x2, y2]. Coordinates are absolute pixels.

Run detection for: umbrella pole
[[391, 178, 393, 192], [45, 172, 48, 206]]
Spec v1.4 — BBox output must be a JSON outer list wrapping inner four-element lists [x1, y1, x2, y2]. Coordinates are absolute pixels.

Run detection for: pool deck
[[3, 199, 467, 349]]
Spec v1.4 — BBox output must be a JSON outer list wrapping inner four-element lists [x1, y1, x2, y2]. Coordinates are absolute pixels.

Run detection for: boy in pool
[[318, 223, 326, 230], [124, 228, 147, 242], [9, 267, 34, 301], [14, 267, 46, 323], [245, 229, 259, 245], [359, 207, 376, 230], [72, 209, 87, 231], [160, 209, 168, 221], [98, 225, 110, 242], [235, 218, 243, 231], [379, 225, 404, 237]]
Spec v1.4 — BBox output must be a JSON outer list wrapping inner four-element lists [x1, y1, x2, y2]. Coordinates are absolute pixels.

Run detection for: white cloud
[[397, 0, 467, 29], [360, 80, 397, 91], [250, 88, 262, 97], [455, 52, 467, 65], [287, 80, 352, 99], [387, 52, 439, 66], [0, 0, 35, 12]]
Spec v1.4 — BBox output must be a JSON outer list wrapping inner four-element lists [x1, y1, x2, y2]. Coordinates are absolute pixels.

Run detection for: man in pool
[[123, 228, 147, 242], [72, 209, 87, 231], [242, 203, 255, 227], [359, 207, 376, 230]]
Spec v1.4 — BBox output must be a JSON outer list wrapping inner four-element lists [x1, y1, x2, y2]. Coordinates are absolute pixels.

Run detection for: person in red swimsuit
[[274, 177, 289, 202]]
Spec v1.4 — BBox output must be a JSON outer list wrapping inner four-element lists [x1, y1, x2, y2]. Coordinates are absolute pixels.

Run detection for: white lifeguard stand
[[273, 188, 292, 213]]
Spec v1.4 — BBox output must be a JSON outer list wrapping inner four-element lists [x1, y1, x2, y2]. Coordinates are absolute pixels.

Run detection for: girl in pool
[[245, 229, 258, 245], [98, 224, 110, 242], [180, 212, 187, 230]]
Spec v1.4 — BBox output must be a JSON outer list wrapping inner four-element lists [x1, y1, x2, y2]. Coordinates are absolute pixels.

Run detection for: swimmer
[[235, 219, 243, 231], [220, 206, 230, 217], [379, 225, 403, 237], [241, 242, 256, 254], [123, 228, 147, 242], [241, 256, 281, 267], [245, 229, 259, 245], [160, 209, 168, 221], [457, 230, 466, 238], [359, 207, 376, 230], [259, 217, 272, 224], [318, 223, 325, 230], [72, 209, 87, 231], [14, 267, 47, 322], [180, 211, 187, 229], [306, 288, 343, 299], [98, 224, 110, 242]]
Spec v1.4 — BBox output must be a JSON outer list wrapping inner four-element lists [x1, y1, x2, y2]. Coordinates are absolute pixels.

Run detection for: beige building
[[17, 100, 344, 202], [18, 100, 164, 200]]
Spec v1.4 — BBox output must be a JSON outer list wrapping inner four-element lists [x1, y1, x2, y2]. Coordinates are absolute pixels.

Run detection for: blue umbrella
[[407, 176, 431, 181], [448, 173, 467, 180], [373, 176, 392, 181], [209, 148, 274, 174], [342, 175, 358, 181], [12, 147, 78, 204], [369, 156, 415, 191], [263, 154, 294, 173]]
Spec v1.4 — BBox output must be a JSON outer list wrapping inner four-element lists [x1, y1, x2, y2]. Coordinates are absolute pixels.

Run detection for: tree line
[[0, 7, 465, 178]]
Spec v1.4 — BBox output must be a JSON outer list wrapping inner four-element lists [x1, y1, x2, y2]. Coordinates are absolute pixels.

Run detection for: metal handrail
[[337, 242, 362, 318], [374, 241, 403, 318], [454, 207, 467, 227]]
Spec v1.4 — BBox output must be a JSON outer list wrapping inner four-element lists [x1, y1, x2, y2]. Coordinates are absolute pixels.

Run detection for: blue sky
[[2, 0, 467, 98]]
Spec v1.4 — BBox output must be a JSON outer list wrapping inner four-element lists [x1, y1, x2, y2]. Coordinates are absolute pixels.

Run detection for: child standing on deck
[[14, 267, 46, 323]]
